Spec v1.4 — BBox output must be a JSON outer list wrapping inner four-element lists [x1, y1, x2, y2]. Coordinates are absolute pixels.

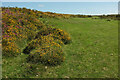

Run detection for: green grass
[[2, 18, 118, 78]]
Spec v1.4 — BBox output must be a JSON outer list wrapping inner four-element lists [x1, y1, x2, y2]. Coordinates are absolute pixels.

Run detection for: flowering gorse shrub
[[27, 42, 65, 65], [2, 40, 21, 57], [2, 7, 72, 66], [23, 35, 64, 54], [2, 7, 45, 56], [24, 35, 65, 65], [50, 28, 72, 44], [35, 27, 72, 44], [22, 26, 71, 65]]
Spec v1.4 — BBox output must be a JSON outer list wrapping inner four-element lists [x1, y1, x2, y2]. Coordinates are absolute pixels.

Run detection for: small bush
[[23, 35, 64, 54], [35, 27, 53, 38], [27, 42, 65, 65], [51, 28, 72, 44], [40, 35, 64, 46], [35, 27, 72, 44], [2, 41, 21, 57]]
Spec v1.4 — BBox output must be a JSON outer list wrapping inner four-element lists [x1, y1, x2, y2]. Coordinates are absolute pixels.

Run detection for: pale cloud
[[38, 4, 44, 7]]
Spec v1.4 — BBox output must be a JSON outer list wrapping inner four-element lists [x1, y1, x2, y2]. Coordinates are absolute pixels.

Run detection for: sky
[[2, 2, 118, 15], [1, 0, 120, 2]]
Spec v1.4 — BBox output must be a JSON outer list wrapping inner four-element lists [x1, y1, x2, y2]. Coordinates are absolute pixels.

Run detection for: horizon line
[[2, 7, 118, 15]]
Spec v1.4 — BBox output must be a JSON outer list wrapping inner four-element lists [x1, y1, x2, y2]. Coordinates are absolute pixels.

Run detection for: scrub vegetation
[[2, 7, 118, 78]]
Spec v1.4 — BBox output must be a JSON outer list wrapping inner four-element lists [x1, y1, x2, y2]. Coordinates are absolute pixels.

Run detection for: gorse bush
[[40, 34, 64, 46], [2, 40, 21, 57], [35, 27, 72, 44], [2, 8, 45, 36], [2, 7, 45, 56], [2, 7, 72, 66], [27, 42, 65, 65], [23, 35, 64, 54], [24, 35, 65, 65], [51, 28, 71, 44], [2, 34, 21, 57]]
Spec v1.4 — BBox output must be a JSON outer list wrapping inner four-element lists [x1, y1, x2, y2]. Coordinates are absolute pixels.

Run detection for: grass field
[[2, 17, 118, 78]]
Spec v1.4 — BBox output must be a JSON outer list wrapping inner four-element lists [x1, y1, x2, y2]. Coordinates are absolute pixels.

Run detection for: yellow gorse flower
[[40, 53, 46, 56]]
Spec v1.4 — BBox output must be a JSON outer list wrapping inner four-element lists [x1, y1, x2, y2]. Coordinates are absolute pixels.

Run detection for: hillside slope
[[2, 7, 118, 78]]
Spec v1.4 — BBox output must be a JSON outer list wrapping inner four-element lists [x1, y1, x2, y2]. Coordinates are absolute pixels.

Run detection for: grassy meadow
[[2, 7, 118, 78]]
